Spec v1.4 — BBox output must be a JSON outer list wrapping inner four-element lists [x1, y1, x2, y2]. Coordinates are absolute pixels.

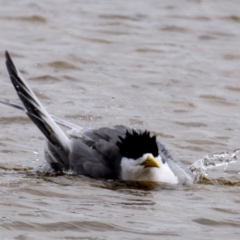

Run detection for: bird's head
[[116, 130, 163, 181], [116, 130, 178, 184]]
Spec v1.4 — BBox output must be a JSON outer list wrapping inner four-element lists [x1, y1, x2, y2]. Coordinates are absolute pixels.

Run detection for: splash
[[189, 149, 240, 182]]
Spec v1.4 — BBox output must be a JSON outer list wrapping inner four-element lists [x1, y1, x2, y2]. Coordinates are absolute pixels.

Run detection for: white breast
[[120, 155, 178, 184]]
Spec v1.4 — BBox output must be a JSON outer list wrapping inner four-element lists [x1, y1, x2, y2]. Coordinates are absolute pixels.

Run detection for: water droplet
[[189, 150, 239, 180], [33, 149, 38, 155]]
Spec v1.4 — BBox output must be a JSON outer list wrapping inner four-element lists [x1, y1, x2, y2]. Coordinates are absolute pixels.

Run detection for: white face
[[120, 153, 178, 184]]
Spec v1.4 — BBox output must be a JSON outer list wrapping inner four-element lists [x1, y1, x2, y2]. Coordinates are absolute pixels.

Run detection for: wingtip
[[5, 50, 17, 74], [5, 50, 12, 67], [5, 50, 10, 60]]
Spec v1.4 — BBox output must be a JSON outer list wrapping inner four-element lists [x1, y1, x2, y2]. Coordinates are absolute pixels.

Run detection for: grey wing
[[5, 52, 70, 151], [5, 51, 71, 172], [157, 141, 194, 184], [67, 125, 128, 179], [83, 125, 129, 144], [0, 99, 25, 111], [0, 99, 84, 132]]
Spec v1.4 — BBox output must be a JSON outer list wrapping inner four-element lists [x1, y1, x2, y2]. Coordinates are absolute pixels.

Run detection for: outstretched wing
[[0, 99, 25, 111], [5, 51, 70, 157], [0, 99, 84, 131]]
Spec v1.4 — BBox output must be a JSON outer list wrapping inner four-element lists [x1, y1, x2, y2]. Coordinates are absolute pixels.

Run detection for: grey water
[[0, 0, 240, 239]]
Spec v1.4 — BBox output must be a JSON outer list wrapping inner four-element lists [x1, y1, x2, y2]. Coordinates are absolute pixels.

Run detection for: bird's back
[[44, 125, 129, 179]]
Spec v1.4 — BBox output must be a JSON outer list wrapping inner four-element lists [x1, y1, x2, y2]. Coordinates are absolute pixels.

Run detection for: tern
[[0, 51, 194, 184]]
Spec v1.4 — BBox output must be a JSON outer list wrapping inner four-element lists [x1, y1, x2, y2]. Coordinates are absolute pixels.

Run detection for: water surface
[[0, 0, 240, 239]]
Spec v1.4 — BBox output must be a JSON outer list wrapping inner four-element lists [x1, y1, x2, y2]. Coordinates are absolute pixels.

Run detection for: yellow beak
[[140, 156, 160, 168]]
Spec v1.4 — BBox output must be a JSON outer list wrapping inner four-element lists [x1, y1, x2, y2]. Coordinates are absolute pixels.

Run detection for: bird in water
[[0, 51, 194, 185]]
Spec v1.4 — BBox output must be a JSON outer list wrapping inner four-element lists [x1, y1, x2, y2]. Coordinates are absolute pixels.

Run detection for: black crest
[[116, 130, 159, 160]]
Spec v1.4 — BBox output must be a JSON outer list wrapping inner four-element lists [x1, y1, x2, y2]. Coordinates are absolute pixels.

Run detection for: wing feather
[[5, 51, 70, 158]]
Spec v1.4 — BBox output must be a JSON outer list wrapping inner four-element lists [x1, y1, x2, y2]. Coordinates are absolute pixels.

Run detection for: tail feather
[[5, 51, 70, 158]]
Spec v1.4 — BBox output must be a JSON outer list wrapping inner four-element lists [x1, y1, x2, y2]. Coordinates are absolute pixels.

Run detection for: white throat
[[120, 154, 178, 184]]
